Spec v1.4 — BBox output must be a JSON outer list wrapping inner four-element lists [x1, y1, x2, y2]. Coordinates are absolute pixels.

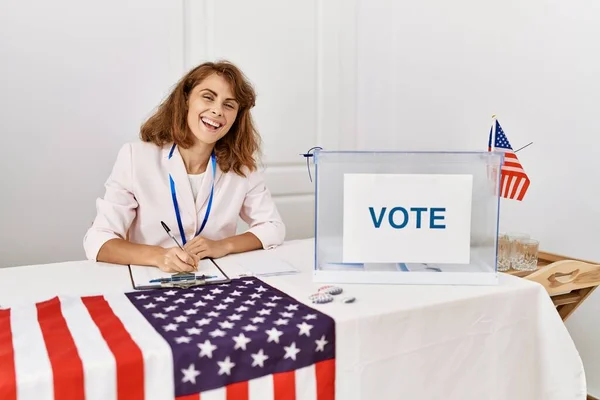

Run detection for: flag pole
[[491, 114, 497, 152]]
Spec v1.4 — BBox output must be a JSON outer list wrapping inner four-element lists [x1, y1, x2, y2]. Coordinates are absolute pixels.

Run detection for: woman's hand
[[155, 247, 199, 273], [184, 236, 231, 260]]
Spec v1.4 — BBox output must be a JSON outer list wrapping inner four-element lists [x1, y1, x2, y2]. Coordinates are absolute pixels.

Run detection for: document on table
[[235, 255, 299, 277], [129, 259, 228, 288]]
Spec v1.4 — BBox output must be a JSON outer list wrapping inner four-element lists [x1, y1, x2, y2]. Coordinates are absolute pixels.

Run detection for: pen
[[161, 221, 185, 252], [161, 221, 197, 271], [149, 274, 217, 283]]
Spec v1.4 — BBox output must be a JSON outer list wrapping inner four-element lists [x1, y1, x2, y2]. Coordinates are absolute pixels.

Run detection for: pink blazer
[[83, 141, 286, 261]]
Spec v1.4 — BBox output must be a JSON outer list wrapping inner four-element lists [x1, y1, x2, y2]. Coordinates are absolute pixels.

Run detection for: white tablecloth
[[0, 239, 587, 399]]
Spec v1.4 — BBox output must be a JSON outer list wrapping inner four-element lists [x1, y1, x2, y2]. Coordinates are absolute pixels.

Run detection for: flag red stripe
[[37, 297, 85, 400], [227, 380, 249, 400], [0, 309, 16, 400], [316, 359, 335, 400], [273, 370, 296, 400], [82, 296, 145, 400], [516, 178, 530, 201], [177, 394, 200, 399]]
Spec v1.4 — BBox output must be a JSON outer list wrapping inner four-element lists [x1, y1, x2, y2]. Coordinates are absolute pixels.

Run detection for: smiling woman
[[83, 60, 286, 273]]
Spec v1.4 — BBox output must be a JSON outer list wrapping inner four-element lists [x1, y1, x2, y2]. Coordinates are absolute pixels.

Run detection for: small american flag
[[0, 277, 335, 400], [487, 119, 531, 201]]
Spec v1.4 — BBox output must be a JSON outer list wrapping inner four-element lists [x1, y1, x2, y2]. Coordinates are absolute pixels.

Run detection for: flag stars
[[223, 297, 235, 303], [228, 314, 242, 321], [209, 329, 226, 338], [164, 305, 178, 312], [211, 287, 223, 294], [315, 335, 328, 352], [215, 303, 228, 311], [249, 293, 262, 299], [231, 290, 242, 296], [270, 295, 283, 301], [183, 293, 195, 298], [242, 324, 258, 332], [174, 298, 186, 304], [207, 311, 220, 318], [181, 363, 201, 384], [283, 342, 301, 361], [202, 294, 215, 300], [174, 315, 189, 323], [163, 323, 178, 332], [193, 300, 207, 307], [274, 318, 288, 326], [196, 318, 212, 326], [198, 339, 217, 358], [232, 333, 252, 350], [255, 286, 267, 293], [303, 314, 317, 320], [251, 316, 265, 324], [152, 312, 167, 319], [165, 290, 178, 296], [217, 356, 236, 376], [285, 304, 299, 311], [186, 327, 202, 335], [243, 280, 254, 285], [235, 305, 249, 313], [297, 322, 313, 337], [251, 349, 269, 367], [280, 312, 294, 318], [175, 336, 192, 344], [135, 294, 149, 300], [244, 300, 256, 306], [264, 302, 277, 307], [184, 308, 198, 315], [257, 309, 271, 316], [143, 303, 157, 309], [154, 296, 167, 302], [219, 321, 235, 330], [266, 327, 283, 343]]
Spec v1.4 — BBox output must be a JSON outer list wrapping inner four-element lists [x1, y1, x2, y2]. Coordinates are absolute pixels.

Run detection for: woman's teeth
[[201, 117, 221, 129]]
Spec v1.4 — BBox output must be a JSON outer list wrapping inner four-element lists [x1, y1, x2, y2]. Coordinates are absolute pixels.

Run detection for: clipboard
[[128, 258, 231, 290]]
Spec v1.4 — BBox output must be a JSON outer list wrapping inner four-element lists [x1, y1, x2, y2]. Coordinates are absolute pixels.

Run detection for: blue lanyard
[[168, 144, 216, 245]]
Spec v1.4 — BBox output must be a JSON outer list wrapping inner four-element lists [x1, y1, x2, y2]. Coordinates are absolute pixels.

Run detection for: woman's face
[[186, 73, 239, 145]]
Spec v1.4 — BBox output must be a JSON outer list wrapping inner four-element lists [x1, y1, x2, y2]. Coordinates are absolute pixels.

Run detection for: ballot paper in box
[[312, 149, 504, 285]]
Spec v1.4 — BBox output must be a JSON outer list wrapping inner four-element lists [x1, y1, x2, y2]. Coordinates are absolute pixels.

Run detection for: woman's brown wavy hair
[[140, 60, 261, 176]]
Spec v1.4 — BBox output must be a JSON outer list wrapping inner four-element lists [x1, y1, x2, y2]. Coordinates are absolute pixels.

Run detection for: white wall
[[0, 0, 598, 395]]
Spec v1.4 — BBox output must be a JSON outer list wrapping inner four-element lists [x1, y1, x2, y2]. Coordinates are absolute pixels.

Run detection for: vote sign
[[342, 173, 473, 264]]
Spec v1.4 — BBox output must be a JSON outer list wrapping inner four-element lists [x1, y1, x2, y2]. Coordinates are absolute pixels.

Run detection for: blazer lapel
[[164, 145, 197, 231]]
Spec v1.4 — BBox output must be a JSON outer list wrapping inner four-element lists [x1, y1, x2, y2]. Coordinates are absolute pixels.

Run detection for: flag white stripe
[[248, 373, 274, 399], [60, 297, 117, 400], [10, 303, 53, 400], [295, 364, 317, 400], [198, 386, 226, 400], [104, 293, 175, 400]]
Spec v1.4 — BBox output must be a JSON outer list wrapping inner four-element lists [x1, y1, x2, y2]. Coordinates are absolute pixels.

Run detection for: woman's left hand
[[184, 236, 230, 260]]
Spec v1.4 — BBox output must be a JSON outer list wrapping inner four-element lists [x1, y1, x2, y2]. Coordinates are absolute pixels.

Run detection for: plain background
[[1, 0, 598, 395]]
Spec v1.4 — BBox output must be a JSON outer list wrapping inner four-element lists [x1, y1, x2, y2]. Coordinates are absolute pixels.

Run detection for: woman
[[83, 61, 286, 273]]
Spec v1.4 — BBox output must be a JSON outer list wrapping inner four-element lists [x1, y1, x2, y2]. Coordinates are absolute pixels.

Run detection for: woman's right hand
[[155, 247, 199, 273]]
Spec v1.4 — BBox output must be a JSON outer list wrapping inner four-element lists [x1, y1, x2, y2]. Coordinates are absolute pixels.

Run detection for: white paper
[[236, 257, 299, 277], [129, 259, 227, 287]]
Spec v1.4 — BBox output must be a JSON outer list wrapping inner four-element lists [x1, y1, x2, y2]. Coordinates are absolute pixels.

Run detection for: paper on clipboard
[[129, 259, 227, 287]]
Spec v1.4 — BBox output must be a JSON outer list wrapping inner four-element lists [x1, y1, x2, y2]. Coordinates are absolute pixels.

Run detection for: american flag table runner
[[0, 277, 335, 400]]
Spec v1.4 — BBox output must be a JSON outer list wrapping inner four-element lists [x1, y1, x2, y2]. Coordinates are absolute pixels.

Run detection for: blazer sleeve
[[239, 169, 286, 249], [83, 143, 138, 260]]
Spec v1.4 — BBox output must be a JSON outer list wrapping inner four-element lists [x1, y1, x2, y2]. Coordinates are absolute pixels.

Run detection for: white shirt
[[188, 173, 205, 201]]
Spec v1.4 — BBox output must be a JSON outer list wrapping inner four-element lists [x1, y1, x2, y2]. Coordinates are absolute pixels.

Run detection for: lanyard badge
[[168, 143, 216, 245]]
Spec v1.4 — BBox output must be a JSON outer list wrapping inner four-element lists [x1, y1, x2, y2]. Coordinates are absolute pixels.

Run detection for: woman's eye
[[225, 103, 234, 109], [203, 95, 212, 100]]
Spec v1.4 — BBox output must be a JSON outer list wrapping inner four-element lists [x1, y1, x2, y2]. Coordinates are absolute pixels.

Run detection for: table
[[0, 239, 588, 399]]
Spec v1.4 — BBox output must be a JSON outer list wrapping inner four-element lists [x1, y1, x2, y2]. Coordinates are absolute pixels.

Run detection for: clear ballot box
[[312, 150, 504, 285]]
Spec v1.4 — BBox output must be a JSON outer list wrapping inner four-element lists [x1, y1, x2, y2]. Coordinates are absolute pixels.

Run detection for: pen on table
[[160, 221, 197, 271], [149, 274, 217, 283]]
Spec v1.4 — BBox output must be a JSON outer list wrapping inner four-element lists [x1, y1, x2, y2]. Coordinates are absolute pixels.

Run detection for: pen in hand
[[160, 221, 197, 271]]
